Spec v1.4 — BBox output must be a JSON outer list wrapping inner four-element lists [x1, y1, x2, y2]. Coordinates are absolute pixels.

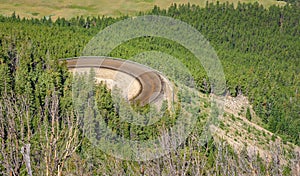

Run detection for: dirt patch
[[95, 68, 141, 100], [66, 57, 174, 108], [69, 67, 141, 101]]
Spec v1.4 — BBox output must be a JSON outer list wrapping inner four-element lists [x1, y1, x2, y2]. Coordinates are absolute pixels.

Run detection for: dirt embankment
[[65, 56, 173, 107]]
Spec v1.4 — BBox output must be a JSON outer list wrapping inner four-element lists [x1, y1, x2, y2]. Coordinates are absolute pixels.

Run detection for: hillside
[[0, 2, 299, 175], [0, 0, 286, 19]]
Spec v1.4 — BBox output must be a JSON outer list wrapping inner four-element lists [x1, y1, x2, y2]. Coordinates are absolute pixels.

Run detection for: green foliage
[[231, 114, 236, 121], [283, 165, 291, 176], [246, 107, 252, 121], [0, 1, 299, 174], [271, 134, 276, 141]]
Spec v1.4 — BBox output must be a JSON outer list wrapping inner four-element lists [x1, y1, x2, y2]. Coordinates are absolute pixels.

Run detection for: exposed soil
[[66, 56, 173, 107]]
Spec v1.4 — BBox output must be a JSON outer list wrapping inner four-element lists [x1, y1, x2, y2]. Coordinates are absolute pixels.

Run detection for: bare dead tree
[[38, 92, 81, 176], [268, 140, 283, 176], [138, 124, 210, 176], [0, 91, 31, 176], [21, 144, 32, 176], [291, 149, 300, 176], [0, 90, 82, 175]]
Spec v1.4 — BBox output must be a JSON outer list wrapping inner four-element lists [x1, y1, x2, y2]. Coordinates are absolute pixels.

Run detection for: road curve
[[64, 56, 164, 106]]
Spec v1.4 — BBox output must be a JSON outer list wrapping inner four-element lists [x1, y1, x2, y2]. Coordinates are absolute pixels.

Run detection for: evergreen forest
[[0, 1, 299, 175]]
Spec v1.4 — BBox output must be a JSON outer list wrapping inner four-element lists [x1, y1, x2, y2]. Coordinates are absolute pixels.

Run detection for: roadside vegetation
[[0, 1, 299, 175]]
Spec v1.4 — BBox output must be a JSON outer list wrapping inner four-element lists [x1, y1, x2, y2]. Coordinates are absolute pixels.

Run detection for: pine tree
[[246, 107, 252, 121]]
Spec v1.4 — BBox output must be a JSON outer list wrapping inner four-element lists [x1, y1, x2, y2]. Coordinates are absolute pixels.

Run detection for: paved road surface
[[65, 56, 164, 106]]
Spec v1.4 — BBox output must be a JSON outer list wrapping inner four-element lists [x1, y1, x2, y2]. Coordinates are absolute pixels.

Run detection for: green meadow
[[0, 0, 286, 19]]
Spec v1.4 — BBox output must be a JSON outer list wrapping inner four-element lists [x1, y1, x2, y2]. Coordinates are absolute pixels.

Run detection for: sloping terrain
[[65, 56, 173, 106], [0, 0, 286, 19], [66, 56, 299, 169], [200, 94, 300, 169]]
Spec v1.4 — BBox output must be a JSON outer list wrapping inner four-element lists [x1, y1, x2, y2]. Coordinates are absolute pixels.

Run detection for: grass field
[[0, 0, 287, 20]]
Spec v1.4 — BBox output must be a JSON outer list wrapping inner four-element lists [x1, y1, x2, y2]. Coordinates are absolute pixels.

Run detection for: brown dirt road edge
[[64, 56, 173, 108]]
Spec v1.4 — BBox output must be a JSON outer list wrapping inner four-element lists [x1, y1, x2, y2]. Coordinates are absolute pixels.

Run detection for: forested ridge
[[147, 2, 300, 145], [0, 1, 299, 175], [280, 0, 300, 5]]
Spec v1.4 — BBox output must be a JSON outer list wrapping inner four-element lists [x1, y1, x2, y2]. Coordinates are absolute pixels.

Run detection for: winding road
[[65, 56, 166, 106]]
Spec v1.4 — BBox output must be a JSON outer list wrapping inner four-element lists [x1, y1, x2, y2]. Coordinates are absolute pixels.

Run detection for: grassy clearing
[[0, 0, 286, 20]]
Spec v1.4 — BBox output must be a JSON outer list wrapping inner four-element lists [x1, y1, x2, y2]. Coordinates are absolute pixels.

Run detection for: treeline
[[112, 2, 300, 145], [280, 0, 300, 5]]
